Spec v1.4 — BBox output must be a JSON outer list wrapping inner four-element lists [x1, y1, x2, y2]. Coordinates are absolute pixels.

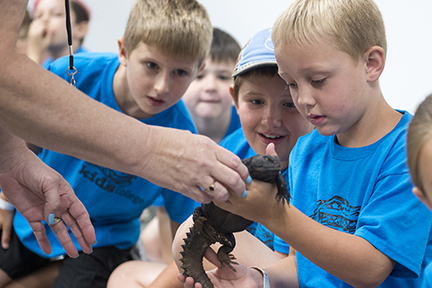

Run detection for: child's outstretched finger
[[266, 143, 278, 156]]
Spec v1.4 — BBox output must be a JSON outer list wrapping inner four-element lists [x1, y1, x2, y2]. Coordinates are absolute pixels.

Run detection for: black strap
[[65, 0, 77, 85]]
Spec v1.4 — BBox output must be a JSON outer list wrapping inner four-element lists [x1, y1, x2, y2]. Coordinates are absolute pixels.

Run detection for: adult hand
[[0, 146, 96, 258], [213, 143, 282, 224], [143, 127, 250, 203]]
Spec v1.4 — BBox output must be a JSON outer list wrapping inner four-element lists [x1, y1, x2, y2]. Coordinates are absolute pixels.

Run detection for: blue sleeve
[[161, 189, 199, 223]]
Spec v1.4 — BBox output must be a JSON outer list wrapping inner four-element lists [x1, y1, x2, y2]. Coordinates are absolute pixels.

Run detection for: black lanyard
[[65, 0, 77, 86]]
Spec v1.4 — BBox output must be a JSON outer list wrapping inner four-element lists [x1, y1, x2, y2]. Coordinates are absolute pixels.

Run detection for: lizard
[[179, 154, 290, 288]]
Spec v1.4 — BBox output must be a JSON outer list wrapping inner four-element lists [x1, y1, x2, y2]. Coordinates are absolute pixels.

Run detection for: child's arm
[[148, 261, 183, 288], [215, 181, 395, 287]]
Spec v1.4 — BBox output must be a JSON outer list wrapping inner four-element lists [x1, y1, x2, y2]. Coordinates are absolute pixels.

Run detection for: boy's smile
[[234, 73, 313, 169], [115, 40, 201, 119]]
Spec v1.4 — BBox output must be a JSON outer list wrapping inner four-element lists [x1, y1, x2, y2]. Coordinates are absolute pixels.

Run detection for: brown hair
[[210, 28, 241, 64], [232, 65, 279, 104]]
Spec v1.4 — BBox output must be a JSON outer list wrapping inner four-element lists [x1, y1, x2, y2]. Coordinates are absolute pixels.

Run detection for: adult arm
[[0, 0, 248, 203]]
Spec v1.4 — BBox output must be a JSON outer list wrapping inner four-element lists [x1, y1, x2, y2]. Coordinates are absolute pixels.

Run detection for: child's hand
[[0, 206, 14, 249], [178, 263, 260, 288], [26, 20, 52, 63]]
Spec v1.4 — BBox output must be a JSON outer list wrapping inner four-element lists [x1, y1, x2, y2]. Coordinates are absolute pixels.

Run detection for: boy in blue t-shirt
[[0, 0, 212, 287], [140, 27, 243, 266], [124, 27, 313, 288], [181, 0, 432, 287]]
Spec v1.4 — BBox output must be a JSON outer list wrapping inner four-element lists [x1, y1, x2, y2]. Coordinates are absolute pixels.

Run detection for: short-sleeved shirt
[[289, 111, 432, 287], [13, 53, 199, 258], [41, 46, 87, 69]]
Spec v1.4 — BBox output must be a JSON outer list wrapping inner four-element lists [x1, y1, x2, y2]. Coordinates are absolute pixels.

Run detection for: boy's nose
[[295, 88, 316, 108], [204, 75, 217, 93], [154, 74, 169, 94], [262, 107, 282, 128]]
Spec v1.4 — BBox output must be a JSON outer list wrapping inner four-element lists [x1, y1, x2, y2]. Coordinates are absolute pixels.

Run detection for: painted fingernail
[[48, 214, 55, 225], [246, 176, 252, 184], [242, 190, 247, 198]]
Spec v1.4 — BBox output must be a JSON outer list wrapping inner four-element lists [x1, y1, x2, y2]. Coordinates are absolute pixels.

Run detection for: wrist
[[250, 266, 270, 288]]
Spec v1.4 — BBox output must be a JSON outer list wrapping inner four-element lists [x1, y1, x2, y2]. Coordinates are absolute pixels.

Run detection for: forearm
[[265, 253, 298, 288], [0, 123, 33, 171], [148, 261, 183, 288], [262, 204, 394, 287], [0, 1, 153, 176], [0, 53, 155, 176]]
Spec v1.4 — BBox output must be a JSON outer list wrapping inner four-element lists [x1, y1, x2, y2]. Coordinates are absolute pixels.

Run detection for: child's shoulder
[[220, 128, 256, 160], [47, 52, 119, 84], [48, 52, 118, 73]]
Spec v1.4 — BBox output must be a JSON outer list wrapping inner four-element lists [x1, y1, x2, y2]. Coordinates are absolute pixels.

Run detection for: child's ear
[[413, 186, 432, 210], [229, 84, 239, 110], [117, 37, 128, 66], [364, 46, 385, 82]]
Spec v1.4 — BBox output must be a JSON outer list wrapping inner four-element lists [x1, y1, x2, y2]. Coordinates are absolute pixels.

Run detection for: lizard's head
[[242, 155, 281, 171]]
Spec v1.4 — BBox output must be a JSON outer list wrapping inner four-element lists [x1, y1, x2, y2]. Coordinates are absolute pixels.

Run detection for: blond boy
[[181, 0, 432, 287]]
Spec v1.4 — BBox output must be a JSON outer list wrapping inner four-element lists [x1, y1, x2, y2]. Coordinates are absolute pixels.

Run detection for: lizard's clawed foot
[[217, 252, 238, 272]]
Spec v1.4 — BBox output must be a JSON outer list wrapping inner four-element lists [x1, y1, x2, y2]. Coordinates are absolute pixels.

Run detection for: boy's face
[[275, 39, 371, 141], [117, 40, 201, 119], [233, 73, 313, 169], [413, 139, 432, 211], [32, 0, 81, 49], [182, 58, 235, 121]]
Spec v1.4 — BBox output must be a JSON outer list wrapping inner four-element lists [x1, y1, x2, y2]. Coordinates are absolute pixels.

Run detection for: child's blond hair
[[123, 0, 212, 68], [407, 93, 432, 195], [272, 0, 387, 61]]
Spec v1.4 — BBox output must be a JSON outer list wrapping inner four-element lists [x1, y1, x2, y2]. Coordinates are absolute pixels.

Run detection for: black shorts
[[0, 228, 132, 288]]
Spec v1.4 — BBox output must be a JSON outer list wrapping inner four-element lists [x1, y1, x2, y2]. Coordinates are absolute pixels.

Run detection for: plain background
[[28, 0, 432, 114]]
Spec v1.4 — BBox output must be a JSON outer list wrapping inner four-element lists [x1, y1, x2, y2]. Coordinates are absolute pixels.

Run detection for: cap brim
[[232, 61, 278, 77]]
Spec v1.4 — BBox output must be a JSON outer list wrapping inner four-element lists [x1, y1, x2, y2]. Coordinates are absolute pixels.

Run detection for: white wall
[[32, 0, 432, 114]]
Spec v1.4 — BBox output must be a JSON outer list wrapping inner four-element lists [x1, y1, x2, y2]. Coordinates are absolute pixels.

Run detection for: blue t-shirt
[[289, 111, 432, 287], [13, 52, 199, 257], [219, 128, 290, 253], [223, 105, 241, 139], [422, 262, 432, 287], [42, 46, 87, 69]]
